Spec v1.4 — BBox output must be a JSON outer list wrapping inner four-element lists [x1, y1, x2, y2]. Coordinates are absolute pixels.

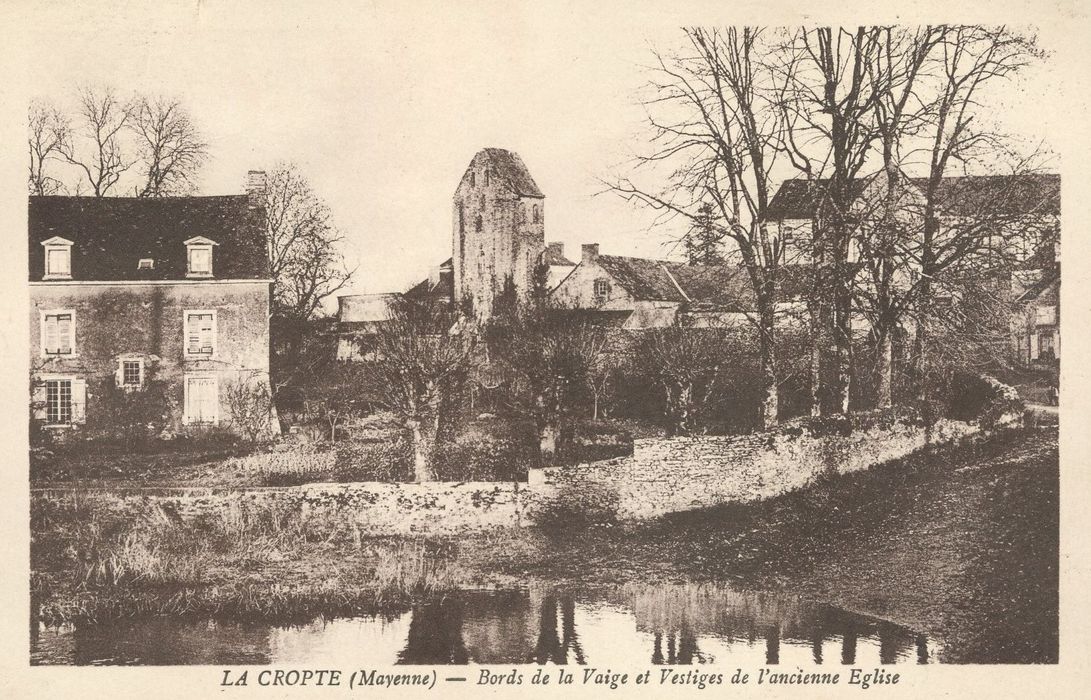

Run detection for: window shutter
[[43, 317, 57, 352], [31, 382, 47, 420], [71, 379, 87, 424], [58, 315, 72, 353]]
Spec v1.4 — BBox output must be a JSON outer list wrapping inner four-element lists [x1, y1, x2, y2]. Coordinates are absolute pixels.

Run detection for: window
[[485, 168, 491, 186], [1036, 305, 1057, 326], [41, 310, 76, 356], [184, 310, 217, 357], [1039, 331, 1056, 360], [120, 359, 143, 388], [138, 258, 155, 270], [184, 236, 218, 277], [184, 374, 218, 424], [475, 215, 483, 232], [38, 377, 85, 425], [594, 278, 611, 301], [46, 379, 71, 424], [41, 236, 74, 280], [532, 204, 540, 224]]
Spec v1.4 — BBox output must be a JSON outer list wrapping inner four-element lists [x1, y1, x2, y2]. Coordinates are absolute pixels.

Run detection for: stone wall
[[526, 415, 1001, 522], [33, 411, 1018, 534]]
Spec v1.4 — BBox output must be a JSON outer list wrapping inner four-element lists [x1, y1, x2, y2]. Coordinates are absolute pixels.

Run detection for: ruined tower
[[452, 148, 545, 318]]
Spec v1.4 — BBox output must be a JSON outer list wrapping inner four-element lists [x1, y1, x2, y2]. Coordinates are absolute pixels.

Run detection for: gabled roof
[[595, 255, 689, 302], [589, 254, 812, 309], [766, 178, 871, 220], [29, 195, 268, 281], [1016, 268, 1060, 304], [767, 173, 1060, 220], [479, 148, 544, 198]]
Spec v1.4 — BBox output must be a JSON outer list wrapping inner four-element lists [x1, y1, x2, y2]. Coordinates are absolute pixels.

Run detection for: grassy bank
[[30, 493, 523, 625]]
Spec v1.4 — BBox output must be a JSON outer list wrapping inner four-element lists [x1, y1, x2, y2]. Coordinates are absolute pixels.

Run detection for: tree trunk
[[539, 422, 558, 464], [759, 304, 778, 429], [875, 329, 893, 409], [409, 419, 437, 482], [808, 304, 822, 418], [833, 270, 853, 415]]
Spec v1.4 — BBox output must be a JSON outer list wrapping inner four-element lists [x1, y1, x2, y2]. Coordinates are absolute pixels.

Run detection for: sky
[[8, 1, 1066, 301]]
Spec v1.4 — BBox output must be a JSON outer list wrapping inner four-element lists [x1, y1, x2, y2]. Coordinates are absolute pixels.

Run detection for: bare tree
[[261, 163, 354, 322], [772, 27, 888, 415], [129, 96, 208, 197], [28, 101, 69, 195], [610, 27, 795, 429], [906, 26, 1045, 400], [361, 298, 474, 482], [56, 86, 137, 196]]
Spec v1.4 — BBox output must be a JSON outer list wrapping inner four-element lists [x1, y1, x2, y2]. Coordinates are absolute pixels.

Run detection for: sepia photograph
[[4, 0, 1084, 694]]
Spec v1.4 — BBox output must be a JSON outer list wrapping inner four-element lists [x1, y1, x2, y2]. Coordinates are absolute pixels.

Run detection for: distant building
[[551, 243, 811, 329], [29, 174, 275, 435]]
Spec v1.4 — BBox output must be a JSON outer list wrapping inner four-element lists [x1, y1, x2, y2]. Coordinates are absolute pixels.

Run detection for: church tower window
[[475, 215, 483, 232]]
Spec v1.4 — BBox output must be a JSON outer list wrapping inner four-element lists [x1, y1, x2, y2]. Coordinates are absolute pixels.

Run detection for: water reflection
[[31, 584, 940, 666]]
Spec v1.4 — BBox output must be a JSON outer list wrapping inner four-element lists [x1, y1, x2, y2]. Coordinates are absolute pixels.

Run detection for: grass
[[30, 493, 483, 626]]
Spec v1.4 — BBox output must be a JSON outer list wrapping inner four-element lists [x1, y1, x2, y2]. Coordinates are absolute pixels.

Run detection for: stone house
[[766, 172, 1061, 364], [29, 175, 275, 437]]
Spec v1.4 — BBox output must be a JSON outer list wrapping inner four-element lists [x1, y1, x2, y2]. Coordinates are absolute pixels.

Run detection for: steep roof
[[592, 254, 812, 309], [907, 174, 1059, 217], [480, 148, 544, 198], [29, 195, 268, 281], [596, 255, 688, 302], [767, 173, 1060, 220], [766, 178, 871, 220]]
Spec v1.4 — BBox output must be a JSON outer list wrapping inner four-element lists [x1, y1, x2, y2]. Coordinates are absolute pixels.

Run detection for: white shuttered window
[[184, 375, 218, 424]]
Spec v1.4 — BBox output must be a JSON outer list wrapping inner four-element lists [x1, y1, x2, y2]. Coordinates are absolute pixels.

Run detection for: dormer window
[[138, 258, 155, 270], [41, 237, 73, 280], [184, 237, 218, 278]]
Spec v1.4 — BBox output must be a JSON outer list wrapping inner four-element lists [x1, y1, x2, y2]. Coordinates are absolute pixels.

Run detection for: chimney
[[246, 170, 267, 196], [581, 243, 599, 263], [546, 242, 564, 261]]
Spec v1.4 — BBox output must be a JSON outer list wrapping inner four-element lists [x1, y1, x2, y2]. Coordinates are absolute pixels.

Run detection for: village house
[[29, 172, 275, 436], [766, 172, 1061, 366]]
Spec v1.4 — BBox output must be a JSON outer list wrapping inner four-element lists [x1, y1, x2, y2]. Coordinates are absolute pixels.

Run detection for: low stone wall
[[33, 411, 1019, 533], [526, 416, 1002, 522]]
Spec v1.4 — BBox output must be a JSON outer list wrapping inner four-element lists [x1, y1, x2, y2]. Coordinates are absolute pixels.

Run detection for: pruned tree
[[129, 96, 209, 197], [634, 322, 732, 436], [361, 298, 474, 482], [610, 27, 796, 429], [485, 291, 610, 462], [28, 101, 69, 195], [56, 86, 137, 196], [262, 163, 354, 323]]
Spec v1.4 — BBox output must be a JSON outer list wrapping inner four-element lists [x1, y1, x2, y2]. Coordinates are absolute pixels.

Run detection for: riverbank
[[32, 426, 1057, 662]]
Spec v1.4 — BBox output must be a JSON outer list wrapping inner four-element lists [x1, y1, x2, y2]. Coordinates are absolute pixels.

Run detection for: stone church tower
[[453, 148, 545, 318]]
